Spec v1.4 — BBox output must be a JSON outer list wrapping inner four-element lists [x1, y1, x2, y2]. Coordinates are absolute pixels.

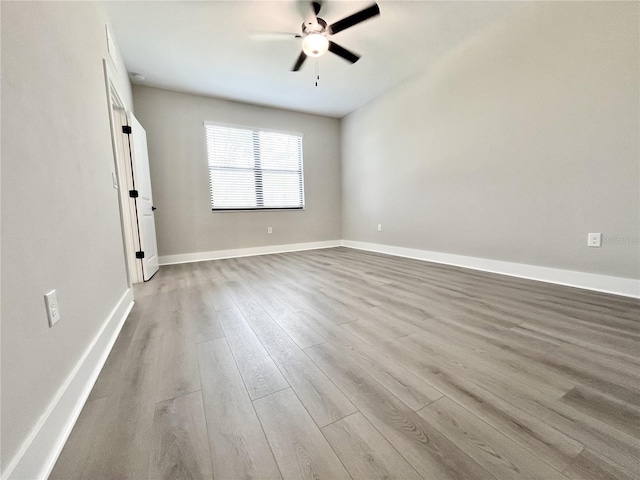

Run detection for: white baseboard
[[342, 240, 640, 299], [3, 289, 135, 480], [158, 240, 342, 266], [159, 239, 638, 298]]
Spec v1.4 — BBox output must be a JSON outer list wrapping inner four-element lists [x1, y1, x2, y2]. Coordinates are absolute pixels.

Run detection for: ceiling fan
[[251, 1, 381, 72]]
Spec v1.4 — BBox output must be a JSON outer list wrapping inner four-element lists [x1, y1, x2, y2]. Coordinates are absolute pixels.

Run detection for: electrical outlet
[[588, 233, 602, 247], [44, 290, 61, 327], [377, 224, 382, 232], [267, 226, 273, 234]]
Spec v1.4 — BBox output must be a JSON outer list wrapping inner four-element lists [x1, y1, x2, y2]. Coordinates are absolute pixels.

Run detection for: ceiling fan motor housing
[[302, 17, 327, 35]]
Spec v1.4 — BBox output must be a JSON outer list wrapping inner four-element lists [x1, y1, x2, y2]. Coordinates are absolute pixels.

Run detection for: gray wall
[[342, 1, 639, 279], [1, 1, 133, 470], [132, 85, 342, 258]]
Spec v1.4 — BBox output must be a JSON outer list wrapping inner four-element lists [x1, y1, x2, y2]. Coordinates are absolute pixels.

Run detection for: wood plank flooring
[[50, 247, 640, 480]]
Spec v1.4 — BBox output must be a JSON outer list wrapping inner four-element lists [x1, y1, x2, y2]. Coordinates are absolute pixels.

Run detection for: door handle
[[151, 206, 157, 211]]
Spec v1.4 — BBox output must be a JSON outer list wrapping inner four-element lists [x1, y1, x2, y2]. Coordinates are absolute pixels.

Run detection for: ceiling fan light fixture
[[302, 33, 329, 57]]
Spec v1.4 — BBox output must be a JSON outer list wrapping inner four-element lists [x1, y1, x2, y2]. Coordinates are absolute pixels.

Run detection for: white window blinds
[[205, 123, 305, 210]]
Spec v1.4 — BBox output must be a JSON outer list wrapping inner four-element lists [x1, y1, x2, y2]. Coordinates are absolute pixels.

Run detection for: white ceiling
[[104, 1, 524, 118]]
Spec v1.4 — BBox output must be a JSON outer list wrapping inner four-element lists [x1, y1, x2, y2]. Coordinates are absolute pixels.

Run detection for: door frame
[[103, 60, 143, 284]]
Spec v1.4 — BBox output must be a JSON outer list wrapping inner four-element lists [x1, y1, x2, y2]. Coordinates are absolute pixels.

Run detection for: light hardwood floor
[[50, 247, 640, 480]]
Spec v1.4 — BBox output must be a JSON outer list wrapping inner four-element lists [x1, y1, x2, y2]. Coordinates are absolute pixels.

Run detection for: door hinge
[[129, 190, 139, 198], [122, 125, 132, 134], [135, 251, 145, 259]]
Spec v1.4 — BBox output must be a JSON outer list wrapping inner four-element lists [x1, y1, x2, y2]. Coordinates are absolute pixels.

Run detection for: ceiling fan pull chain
[[315, 59, 320, 87]]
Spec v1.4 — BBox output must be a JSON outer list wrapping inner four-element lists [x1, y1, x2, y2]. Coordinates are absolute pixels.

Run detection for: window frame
[[204, 121, 306, 212]]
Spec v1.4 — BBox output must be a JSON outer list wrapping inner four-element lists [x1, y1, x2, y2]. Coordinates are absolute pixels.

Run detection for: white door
[[128, 113, 159, 281]]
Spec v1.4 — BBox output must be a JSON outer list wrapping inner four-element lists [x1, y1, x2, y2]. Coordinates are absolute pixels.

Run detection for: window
[[205, 122, 305, 210]]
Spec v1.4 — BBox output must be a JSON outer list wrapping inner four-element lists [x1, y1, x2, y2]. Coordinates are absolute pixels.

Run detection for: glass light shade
[[302, 34, 329, 57]]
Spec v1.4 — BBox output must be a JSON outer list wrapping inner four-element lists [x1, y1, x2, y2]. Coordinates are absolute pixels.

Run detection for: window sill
[[211, 207, 305, 212]]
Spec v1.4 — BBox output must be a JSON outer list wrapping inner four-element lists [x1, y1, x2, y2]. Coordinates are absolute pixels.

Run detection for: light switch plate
[[588, 233, 602, 247]]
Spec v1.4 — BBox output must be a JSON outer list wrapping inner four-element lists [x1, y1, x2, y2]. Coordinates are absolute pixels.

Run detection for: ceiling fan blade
[[292, 51, 308, 71], [328, 3, 380, 35], [304, 1, 323, 33], [328, 41, 360, 64], [249, 32, 301, 41]]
